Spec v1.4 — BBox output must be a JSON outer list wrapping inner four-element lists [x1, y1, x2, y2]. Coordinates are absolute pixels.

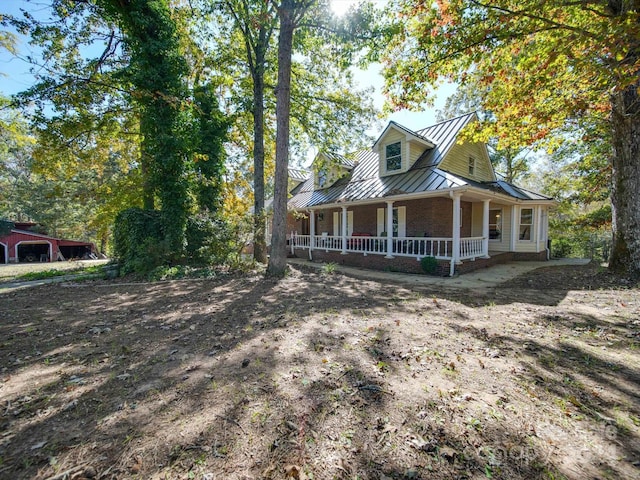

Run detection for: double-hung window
[[318, 170, 327, 188], [385, 142, 402, 172], [468, 156, 476, 176], [519, 208, 533, 241], [489, 209, 502, 240]]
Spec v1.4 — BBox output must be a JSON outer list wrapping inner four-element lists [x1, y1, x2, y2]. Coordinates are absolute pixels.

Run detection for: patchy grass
[[0, 262, 638, 480], [0, 260, 110, 282]]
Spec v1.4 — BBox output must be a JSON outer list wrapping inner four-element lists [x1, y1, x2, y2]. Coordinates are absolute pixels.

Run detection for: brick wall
[[289, 197, 473, 238], [292, 249, 548, 276]]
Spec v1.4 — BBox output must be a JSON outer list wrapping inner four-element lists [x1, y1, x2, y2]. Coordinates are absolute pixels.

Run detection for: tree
[[6, 1, 227, 263], [97, 0, 191, 256], [384, 0, 640, 278], [436, 80, 532, 183], [267, 0, 314, 277], [217, 0, 278, 264], [210, 0, 378, 265]]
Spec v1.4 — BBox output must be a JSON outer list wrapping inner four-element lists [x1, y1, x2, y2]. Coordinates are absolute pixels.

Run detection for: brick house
[[285, 113, 556, 276]]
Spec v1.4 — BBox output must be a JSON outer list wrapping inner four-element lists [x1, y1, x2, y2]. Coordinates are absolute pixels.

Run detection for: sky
[[0, 0, 456, 136]]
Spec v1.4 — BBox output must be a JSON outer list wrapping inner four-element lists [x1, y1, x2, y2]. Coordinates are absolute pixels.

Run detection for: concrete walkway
[[288, 257, 591, 289]]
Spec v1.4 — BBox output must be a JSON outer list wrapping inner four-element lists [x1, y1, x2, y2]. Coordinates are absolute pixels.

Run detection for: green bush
[[185, 213, 238, 266], [420, 256, 439, 274], [551, 237, 573, 258], [113, 208, 165, 275], [0, 220, 14, 236], [114, 209, 243, 277]]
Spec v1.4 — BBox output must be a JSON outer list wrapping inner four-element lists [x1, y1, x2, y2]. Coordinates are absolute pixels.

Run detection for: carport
[[16, 240, 52, 262], [0, 225, 96, 263]]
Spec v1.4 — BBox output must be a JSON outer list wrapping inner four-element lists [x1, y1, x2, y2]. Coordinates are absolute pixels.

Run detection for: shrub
[[113, 208, 165, 275], [185, 213, 238, 266], [420, 256, 439, 274], [551, 237, 573, 259]]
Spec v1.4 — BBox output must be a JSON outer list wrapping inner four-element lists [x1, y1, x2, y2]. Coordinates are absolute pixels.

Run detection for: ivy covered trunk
[[266, 0, 296, 277], [100, 0, 190, 260], [609, 82, 640, 279]]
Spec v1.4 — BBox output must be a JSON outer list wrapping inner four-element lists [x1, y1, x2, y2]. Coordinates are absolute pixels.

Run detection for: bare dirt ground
[[0, 262, 639, 480]]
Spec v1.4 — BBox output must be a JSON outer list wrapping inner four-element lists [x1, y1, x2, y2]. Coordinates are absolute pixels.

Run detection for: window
[[468, 156, 476, 176], [333, 211, 353, 236], [385, 142, 402, 171], [318, 170, 327, 188], [489, 209, 502, 240], [377, 206, 406, 237], [519, 208, 533, 241]]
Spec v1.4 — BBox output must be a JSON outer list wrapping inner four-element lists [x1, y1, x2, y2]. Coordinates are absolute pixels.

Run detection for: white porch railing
[[290, 233, 487, 261], [459, 236, 485, 260]]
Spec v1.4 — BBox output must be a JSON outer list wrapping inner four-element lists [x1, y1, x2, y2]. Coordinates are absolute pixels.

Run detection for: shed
[[0, 223, 96, 264]]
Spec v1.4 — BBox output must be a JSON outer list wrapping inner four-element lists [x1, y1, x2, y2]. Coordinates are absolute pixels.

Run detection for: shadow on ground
[[0, 262, 638, 479]]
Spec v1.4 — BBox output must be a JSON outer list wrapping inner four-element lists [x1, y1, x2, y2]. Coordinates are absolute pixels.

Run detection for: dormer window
[[318, 169, 327, 188], [386, 142, 402, 171]]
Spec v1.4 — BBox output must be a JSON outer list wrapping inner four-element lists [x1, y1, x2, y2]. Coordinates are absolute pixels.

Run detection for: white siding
[[315, 153, 349, 188], [440, 142, 495, 182], [489, 205, 512, 252], [409, 142, 424, 168]]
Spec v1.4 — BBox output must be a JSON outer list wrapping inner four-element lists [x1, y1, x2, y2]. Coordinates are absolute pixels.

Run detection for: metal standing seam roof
[[289, 168, 311, 182], [288, 112, 552, 209]]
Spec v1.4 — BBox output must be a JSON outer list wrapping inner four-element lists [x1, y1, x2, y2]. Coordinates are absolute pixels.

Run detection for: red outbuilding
[[0, 222, 96, 264]]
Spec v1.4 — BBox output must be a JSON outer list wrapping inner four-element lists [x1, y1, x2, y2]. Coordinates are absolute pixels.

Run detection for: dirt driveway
[[0, 261, 638, 480]]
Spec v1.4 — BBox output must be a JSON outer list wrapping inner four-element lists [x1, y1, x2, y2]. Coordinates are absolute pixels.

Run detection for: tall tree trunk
[[266, 0, 295, 277], [252, 48, 268, 264], [608, 83, 640, 279]]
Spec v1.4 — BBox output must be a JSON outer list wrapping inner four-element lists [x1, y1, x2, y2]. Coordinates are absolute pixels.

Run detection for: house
[[285, 112, 556, 276], [0, 221, 96, 264]]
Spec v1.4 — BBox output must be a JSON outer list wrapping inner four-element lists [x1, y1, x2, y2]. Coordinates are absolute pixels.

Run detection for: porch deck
[[290, 233, 486, 262]]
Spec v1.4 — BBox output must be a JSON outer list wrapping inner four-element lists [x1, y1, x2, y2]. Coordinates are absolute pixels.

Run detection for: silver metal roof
[[289, 168, 310, 182], [288, 113, 552, 209]]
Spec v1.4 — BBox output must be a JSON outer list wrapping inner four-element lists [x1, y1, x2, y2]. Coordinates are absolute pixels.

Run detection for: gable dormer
[[313, 151, 354, 189], [373, 122, 435, 177], [439, 140, 496, 182]]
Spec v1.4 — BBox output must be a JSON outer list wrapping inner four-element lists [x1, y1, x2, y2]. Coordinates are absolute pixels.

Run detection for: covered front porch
[[289, 193, 490, 275], [287, 189, 551, 276]]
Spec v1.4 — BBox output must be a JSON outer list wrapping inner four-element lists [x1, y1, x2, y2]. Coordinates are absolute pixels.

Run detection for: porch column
[[309, 209, 315, 252], [452, 193, 462, 265], [536, 206, 542, 252], [341, 206, 348, 255], [385, 200, 394, 258], [510, 206, 517, 251], [482, 199, 491, 259]]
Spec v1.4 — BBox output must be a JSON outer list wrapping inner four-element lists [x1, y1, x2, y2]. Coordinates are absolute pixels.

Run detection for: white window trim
[[519, 207, 534, 242], [317, 169, 327, 188], [384, 140, 404, 173], [468, 156, 476, 176], [489, 208, 503, 242]]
